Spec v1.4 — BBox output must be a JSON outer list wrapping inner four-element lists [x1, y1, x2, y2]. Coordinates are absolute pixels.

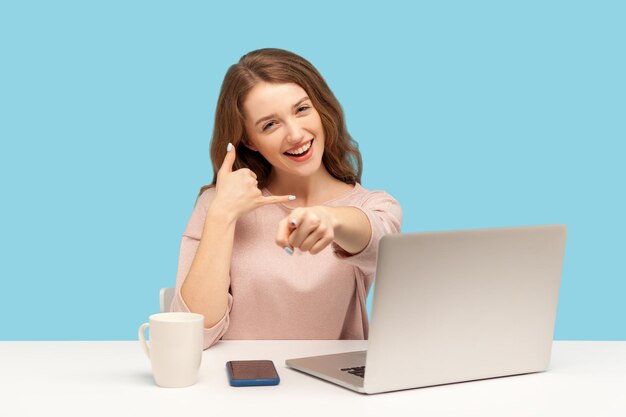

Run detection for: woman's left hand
[[276, 206, 337, 255]]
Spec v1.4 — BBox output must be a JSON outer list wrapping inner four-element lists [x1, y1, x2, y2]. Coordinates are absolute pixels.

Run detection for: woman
[[171, 48, 402, 349]]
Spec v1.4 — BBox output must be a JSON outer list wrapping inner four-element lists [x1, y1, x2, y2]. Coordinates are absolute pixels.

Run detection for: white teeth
[[285, 140, 312, 156]]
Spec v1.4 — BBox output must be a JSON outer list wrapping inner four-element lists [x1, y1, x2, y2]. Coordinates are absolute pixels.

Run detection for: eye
[[262, 106, 310, 131]]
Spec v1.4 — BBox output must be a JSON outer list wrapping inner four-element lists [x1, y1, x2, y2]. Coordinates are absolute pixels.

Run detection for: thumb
[[218, 142, 236, 176]]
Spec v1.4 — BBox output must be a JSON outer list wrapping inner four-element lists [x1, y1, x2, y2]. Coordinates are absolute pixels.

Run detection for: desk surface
[[1, 341, 625, 417]]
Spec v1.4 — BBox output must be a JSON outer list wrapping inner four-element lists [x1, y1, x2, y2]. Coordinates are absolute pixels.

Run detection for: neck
[[266, 166, 338, 206]]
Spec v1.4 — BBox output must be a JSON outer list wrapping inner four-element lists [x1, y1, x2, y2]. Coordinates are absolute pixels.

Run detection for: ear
[[242, 138, 258, 152]]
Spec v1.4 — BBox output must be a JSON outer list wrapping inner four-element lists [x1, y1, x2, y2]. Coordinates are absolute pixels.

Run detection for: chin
[[300, 160, 325, 177], [285, 159, 321, 176]]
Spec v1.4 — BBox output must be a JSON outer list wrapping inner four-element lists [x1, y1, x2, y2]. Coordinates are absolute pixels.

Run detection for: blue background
[[1, 1, 624, 341]]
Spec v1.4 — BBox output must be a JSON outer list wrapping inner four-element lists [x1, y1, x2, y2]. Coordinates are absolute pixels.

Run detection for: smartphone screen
[[226, 360, 280, 386]]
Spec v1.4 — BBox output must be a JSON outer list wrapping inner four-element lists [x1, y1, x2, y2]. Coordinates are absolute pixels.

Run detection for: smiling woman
[[169, 48, 403, 349], [203, 48, 364, 193], [242, 82, 324, 182]]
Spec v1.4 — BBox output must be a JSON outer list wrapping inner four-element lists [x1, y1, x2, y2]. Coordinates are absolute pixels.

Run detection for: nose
[[284, 118, 306, 145]]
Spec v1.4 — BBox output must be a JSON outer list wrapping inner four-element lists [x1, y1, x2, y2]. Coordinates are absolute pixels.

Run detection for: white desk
[[0, 341, 625, 417]]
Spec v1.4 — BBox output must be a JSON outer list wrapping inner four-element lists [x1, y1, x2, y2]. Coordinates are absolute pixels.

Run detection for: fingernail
[[288, 195, 296, 201], [290, 218, 297, 227], [284, 246, 294, 256], [227, 143, 233, 152]]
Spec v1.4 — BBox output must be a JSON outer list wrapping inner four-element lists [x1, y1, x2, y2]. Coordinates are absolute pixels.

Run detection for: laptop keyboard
[[341, 366, 365, 378]]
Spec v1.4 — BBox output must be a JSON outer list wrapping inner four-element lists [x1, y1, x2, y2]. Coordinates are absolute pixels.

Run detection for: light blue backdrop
[[1, 1, 624, 341]]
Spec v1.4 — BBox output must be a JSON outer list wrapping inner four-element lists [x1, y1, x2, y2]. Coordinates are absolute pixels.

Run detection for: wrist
[[318, 206, 340, 232], [206, 202, 238, 225]]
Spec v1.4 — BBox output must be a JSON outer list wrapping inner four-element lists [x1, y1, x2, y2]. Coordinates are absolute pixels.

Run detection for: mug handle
[[138, 322, 150, 358]]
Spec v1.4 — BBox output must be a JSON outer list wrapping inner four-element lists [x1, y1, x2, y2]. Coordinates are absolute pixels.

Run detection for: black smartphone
[[226, 360, 280, 387]]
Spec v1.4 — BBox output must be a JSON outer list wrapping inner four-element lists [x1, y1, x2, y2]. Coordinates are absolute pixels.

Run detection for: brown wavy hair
[[198, 48, 362, 197]]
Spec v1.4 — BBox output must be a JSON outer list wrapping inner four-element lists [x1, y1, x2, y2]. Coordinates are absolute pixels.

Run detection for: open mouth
[[283, 139, 313, 157]]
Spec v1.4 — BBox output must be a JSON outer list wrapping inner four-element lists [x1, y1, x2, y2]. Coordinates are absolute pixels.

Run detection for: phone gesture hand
[[211, 142, 295, 220]]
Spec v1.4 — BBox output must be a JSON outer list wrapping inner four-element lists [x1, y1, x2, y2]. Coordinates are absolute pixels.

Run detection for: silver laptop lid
[[364, 225, 567, 394]]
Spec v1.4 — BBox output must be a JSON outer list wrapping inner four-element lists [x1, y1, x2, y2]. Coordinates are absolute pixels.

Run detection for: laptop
[[285, 224, 567, 394]]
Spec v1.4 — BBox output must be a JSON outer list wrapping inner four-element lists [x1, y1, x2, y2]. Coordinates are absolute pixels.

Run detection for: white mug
[[138, 312, 204, 388]]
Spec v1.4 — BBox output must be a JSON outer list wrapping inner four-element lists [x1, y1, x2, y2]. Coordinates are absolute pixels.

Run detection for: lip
[[284, 139, 314, 154], [283, 139, 314, 162]]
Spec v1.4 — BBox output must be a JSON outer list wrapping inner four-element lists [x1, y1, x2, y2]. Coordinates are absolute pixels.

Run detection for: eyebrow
[[254, 96, 310, 127]]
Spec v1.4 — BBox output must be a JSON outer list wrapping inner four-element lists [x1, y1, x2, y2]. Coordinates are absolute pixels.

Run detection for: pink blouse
[[170, 182, 402, 349]]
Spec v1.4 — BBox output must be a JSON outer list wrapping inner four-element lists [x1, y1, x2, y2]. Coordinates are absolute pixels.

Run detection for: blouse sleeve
[[169, 187, 234, 350], [330, 190, 403, 278]]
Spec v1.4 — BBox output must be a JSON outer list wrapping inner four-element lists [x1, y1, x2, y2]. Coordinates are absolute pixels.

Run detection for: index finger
[[275, 213, 299, 253]]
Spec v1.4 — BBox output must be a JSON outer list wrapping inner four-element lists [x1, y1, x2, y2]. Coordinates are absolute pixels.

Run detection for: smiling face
[[242, 82, 326, 180]]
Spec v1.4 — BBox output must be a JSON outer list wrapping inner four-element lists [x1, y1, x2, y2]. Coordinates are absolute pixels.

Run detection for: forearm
[[325, 206, 372, 255], [181, 206, 236, 328]]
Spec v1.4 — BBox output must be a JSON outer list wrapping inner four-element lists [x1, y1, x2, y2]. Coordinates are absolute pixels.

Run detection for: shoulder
[[182, 186, 217, 239], [344, 183, 402, 209], [195, 186, 217, 210]]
